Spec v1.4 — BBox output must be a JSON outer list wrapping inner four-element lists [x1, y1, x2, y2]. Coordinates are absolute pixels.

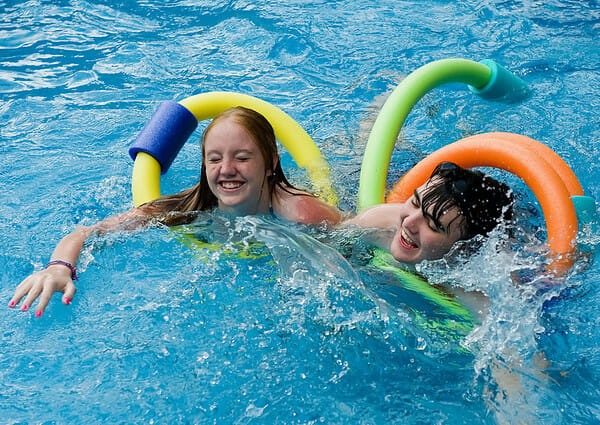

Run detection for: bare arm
[[339, 204, 404, 253], [344, 203, 402, 228], [9, 207, 153, 317]]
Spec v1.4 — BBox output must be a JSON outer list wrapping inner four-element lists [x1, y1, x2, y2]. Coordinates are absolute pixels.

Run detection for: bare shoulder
[[272, 186, 342, 225], [344, 203, 402, 228]]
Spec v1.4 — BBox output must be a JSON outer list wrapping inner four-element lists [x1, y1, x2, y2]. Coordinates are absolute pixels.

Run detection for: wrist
[[45, 260, 78, 281]]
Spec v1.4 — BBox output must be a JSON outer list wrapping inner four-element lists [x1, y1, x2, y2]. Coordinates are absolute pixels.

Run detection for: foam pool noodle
[[469, 59, 530, 103]]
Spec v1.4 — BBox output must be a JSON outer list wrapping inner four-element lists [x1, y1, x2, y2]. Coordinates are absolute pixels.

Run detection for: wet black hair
[[419, 162, 513, 240]]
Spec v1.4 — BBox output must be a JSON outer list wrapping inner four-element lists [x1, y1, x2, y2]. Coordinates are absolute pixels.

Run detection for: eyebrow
[[413, 189, 420, 203], [415, 188, 447, 232]]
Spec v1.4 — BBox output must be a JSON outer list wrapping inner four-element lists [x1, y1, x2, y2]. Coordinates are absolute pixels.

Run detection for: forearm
[[49, 207, 156, 266], [49, 226, 93, 266]]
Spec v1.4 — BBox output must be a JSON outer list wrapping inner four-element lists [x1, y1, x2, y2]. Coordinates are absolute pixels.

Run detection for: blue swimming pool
[[2, 1, 600, 423]]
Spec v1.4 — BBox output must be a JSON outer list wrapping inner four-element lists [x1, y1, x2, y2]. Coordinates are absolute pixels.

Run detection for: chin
[[390, 246, 421, 264], [397, 256, 420, 265]]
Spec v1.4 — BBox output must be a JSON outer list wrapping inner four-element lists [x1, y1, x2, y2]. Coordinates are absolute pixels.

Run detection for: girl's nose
[[403, 209, 423, 232], [220, 157, 236, 175]]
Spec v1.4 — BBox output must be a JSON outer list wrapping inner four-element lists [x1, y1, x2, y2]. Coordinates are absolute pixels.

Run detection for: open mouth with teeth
[[219, 181, 245, 190], [399, 228, 418, 250]]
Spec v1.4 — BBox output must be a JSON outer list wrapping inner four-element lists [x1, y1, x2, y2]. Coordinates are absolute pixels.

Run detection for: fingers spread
[[20, 281, 44, 312], [11, 269, 79, 317], [9, 276, 35, 308], [34, 285, 58, 317]]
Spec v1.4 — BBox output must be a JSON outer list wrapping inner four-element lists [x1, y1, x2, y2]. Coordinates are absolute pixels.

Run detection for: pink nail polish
[[35, 311, 42, 318], [20, 304, 28, 311], [64, 298, 71, 305], [8, 301, 15, 307]]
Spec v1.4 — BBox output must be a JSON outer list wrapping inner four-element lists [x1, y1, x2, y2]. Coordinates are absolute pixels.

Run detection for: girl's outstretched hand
[[8, 265, 77, 318], [6, 209, 150, 318]]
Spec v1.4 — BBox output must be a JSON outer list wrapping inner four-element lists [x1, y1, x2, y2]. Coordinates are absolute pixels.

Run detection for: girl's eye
[[430, 220, 445, 233], [411, 191, 422, 208], [207, 156, 221, 163]]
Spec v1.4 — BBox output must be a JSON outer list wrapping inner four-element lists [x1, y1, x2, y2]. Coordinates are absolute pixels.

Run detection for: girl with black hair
[[346, 162, 513, 265]]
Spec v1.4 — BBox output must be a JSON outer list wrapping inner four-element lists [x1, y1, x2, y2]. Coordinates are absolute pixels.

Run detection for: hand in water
[[9, 265, 76, 317]]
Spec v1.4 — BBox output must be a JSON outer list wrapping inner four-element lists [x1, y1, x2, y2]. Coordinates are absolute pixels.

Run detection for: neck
[[218, 186, 271, 216]]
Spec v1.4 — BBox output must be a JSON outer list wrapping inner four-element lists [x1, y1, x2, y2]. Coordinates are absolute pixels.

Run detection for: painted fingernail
[[20, 304, 28, 311], [8, 301, 15, 307], [35, 311, 42, 318], [64, 298, 71, 305]]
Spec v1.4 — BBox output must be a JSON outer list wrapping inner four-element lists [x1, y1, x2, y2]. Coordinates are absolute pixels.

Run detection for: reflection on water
[[2, 0, 600, 423]]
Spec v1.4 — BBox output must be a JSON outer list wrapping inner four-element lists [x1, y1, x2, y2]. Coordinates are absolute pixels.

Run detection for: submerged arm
[[342, 204, 401, 251]]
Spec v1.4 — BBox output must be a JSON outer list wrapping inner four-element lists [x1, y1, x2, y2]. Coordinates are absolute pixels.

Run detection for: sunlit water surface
[[1, 1, 600, 423]]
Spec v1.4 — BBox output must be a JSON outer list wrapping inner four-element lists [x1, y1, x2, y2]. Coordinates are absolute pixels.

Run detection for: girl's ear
[[268, 156, 279, 177]]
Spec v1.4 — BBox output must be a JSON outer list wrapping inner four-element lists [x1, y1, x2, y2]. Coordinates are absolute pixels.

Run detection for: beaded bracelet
[[45, 260, 78, 281]]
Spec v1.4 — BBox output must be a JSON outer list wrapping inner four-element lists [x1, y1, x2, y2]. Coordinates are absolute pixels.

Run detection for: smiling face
[[389, 179, 465, 264], [203, 118, 273, 216]]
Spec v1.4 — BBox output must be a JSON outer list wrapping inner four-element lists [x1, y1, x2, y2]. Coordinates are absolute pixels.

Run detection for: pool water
[[2, 0, 600, 423]]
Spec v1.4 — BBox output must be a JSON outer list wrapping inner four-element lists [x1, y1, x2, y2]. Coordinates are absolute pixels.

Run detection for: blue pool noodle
[[571, 195, 598, 253], [469, 59, 530, 103], [129, 100, 198, 174], [572, 195, 598, 228]]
